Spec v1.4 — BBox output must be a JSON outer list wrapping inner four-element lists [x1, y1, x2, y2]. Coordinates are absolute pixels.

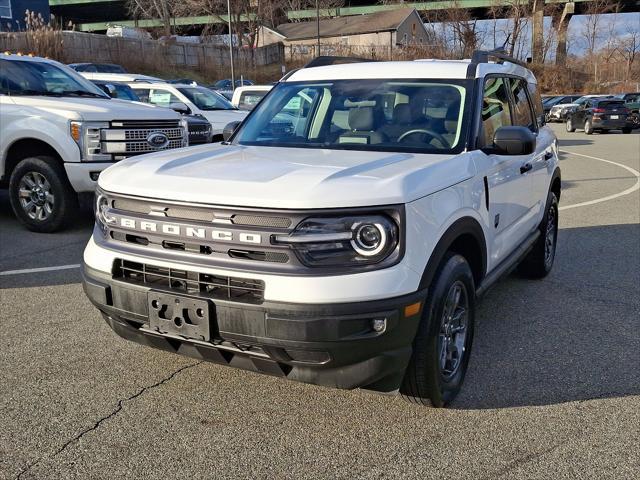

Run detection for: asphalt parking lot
[[1, 124, 639, 479]]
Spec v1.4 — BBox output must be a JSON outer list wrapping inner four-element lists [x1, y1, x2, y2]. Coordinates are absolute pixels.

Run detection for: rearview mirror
[[223, 121, 241, 142], [492, 126, 536, 156], [169, 102, 191, 115]]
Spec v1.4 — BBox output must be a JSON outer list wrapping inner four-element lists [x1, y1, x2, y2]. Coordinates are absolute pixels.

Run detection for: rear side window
[[527, 81, 544, 126], [238, 90, 267, 110], [510, 78, 536, 131], [481, 77, 512, 146]]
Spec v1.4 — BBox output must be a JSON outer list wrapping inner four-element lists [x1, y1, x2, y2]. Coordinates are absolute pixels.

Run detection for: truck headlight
[[180, 118, 189, 146], [274, 214, 400, 267], [70, 121, 111, 161]]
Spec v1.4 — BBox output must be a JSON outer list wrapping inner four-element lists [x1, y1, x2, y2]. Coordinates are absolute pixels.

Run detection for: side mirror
[[223, 121, 241, 141], [99, 84, 116, 97], [493, 126, 536, 156], [169, 102, 191, 114]]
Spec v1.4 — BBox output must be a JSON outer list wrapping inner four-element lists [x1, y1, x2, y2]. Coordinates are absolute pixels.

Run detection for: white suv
[[0, 54, 187, 232], [83, 52, 560, 407]]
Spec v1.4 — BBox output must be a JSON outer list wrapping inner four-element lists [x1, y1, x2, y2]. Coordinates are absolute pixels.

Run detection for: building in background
[[0, 0, 50, 31], [258, 8, 431, 57]]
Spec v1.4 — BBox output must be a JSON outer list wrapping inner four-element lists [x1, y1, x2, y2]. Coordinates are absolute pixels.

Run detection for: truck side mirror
[[169, 102, 191, 115], [223, 121, 241, 142], [99, 84, 116, 97], [492, 126, 536, 156]]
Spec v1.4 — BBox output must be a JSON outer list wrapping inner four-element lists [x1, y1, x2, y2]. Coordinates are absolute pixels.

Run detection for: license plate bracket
[[148, 292, 212, 341], [610, 115, 619, 119]]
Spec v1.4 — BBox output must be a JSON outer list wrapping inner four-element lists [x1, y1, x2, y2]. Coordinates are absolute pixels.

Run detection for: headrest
[[349, 107, 375, 131], [393, 104, 412, 124]]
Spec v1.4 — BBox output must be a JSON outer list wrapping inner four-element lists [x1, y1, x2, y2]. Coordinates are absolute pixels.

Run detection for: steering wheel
[[397, 129, 449, 149]]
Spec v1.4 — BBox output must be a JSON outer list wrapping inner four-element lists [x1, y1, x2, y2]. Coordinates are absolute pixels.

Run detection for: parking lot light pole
[[227, 0, 235, 87]]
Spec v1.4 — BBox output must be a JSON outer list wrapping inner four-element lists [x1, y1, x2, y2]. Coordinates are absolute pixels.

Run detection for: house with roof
[[257, 8, 431, 57]]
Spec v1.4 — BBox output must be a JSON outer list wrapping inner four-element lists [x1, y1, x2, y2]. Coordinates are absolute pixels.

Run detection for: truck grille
[[113, 259, 265, 304], [103, 120, 185, 156]]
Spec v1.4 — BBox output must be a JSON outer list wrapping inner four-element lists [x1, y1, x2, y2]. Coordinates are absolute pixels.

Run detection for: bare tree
[[580, 0, 619, 57], [127, 0, 178, 37], [616, 24, 640, 81]]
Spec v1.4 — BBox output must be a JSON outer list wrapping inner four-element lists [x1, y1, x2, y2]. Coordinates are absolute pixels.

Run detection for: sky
[[428, 12, 640, 59]]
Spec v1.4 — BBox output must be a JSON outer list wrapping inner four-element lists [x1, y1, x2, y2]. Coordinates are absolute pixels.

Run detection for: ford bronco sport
[[83, 52, 561, 407]]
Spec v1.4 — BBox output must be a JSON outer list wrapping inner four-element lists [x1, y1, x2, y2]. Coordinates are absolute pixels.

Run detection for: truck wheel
[[518, 191, 559, 279], [584, 119, 593, 135], [400, 253, 475, 407], [9, 156, 78, 233], [622, 127, 632, 134], [566, 118, 575, 132]]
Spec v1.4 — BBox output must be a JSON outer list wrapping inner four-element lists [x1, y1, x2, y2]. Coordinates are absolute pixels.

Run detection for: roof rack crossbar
[[302, 56, 377, 69], [467, 48, 528, 78]]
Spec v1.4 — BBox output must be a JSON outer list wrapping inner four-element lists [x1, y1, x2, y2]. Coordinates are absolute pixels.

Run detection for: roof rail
[[467, 48, 528, 78], [303, 56, 376, 69]]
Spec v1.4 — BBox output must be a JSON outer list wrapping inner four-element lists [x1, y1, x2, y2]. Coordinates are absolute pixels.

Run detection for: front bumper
[[83, 264, 426, 392], [65, 162, 115, 193]]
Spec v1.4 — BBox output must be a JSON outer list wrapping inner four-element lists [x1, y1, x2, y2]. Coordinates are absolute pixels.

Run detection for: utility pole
[[227, 0, 235, 87], [316, 0, 320, 56]]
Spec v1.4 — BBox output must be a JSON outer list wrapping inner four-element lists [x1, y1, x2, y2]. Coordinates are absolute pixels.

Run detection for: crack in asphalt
[[14, 361, 202, 480]]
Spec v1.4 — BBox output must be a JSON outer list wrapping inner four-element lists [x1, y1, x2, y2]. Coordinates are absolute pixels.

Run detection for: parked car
[[90, 80, 140, 102], [91, 81, 213, 144], [167, 78, 198, 86], [542, 94, 581, 119], [210, 79, 255, 100], [547, 94, 612, 122], [80, 72, 163, 83], [614, 92, 640, 102], [69, 63, 127, 74], [566, 98, 632, 134], [0, 54, 187, 232], [83, 52, 561, 408], [128, 82, 247, 141], [622, 95, 640, 129], [231, 85, 272, 110]]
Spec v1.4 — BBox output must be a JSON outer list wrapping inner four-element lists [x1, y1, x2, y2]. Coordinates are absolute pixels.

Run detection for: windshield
[[177, 87, 235, 110], [234, 79, 468, 153], [0, 59, 109, 98]]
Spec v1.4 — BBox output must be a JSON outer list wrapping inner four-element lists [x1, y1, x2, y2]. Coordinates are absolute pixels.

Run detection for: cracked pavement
[[1, 125, 639, 479]]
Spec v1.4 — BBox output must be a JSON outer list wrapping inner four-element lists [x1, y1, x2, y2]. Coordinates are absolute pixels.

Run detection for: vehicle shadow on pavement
[[559, 139, 594, 147], [453, 223, 640, 409]]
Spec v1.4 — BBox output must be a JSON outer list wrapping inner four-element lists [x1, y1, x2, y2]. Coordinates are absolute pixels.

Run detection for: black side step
[[476, 230, 540, 298]]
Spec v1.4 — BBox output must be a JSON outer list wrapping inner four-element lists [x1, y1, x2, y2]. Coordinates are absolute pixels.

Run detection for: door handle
[[544, 151, 553, 161], [520, 163, 533, 174]]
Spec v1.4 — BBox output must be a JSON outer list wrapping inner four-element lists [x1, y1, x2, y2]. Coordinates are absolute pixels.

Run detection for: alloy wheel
[[18, 171, 55, 221], [544, 204, 557, 269], [438, 281, 469, 381]]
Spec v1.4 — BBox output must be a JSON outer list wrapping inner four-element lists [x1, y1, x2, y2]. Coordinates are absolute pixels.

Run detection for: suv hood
[[99, 144, 474, 208], [11, 96, 179, 121]]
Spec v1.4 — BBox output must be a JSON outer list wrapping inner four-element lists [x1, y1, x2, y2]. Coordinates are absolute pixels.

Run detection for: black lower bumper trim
[[83, 263, 426, 391]]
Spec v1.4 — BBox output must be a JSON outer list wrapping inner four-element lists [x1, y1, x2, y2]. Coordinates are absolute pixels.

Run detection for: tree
[[127, 0, 178, 37], [580, 0, 619, 57], [616, 25, 640, 81]]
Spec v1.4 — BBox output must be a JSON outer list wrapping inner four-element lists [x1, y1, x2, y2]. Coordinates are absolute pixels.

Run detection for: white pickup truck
[[0, 54, 187, 232], [83, 52, 560, 407]]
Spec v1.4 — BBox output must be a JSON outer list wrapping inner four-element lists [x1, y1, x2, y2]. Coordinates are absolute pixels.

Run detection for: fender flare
[[418, 216, 487, 290], [550, 166, 562, 199]]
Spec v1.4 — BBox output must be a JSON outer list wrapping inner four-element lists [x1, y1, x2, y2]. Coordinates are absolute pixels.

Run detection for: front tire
[[9, 156, 78, 233], [518, 191, 559, 279], [400, 253, 475, 407], [622, 127, 632, 134]]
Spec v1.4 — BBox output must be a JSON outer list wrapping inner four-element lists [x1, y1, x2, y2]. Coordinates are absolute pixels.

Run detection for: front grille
[[111, 198, 292, 228], [114, 259, 265, 304], [125, 128, 184, 140], [121, 139, 184, 153]]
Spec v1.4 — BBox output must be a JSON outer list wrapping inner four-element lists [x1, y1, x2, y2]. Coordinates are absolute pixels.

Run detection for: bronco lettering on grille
[[109, 215, 263, 244]]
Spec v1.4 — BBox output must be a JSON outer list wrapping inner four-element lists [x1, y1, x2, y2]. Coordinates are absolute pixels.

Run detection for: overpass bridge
[[48, 0, 640, 63]]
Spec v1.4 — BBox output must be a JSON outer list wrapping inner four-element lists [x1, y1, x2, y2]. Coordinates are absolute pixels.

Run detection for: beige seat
[[338, 107, 386, 145]]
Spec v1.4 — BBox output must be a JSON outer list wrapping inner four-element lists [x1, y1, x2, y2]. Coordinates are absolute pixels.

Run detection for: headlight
[[95, 189, 115, 235], [274, 214, 400, 267], [70, 121, 110, 161], [180, 117, 189, 146]]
